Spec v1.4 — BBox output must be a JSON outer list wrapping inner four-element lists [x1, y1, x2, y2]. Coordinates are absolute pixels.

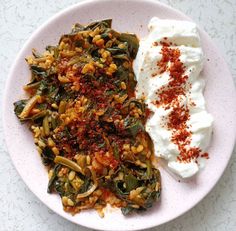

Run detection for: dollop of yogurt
[[134, 17, 213, 178]]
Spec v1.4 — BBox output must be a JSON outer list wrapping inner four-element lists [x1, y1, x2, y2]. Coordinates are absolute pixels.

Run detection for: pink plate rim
[[3, 0, 236, 230]]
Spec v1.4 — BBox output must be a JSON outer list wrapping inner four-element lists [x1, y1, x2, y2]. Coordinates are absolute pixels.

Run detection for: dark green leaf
[[13, 100, 27, 116], [115, 66, 130, 82], [78, 178, 91, 194], [118, 33, 139, 59], [84, 19, 112, 31], [114, 180, 129, 196], [123, 117, 144, 137], [121, 206, 135, 216], [124, 174, 139, 192], [101, 29, 120, 39], [41, 146, 55, 166], [144, 191, 159, 209], [129, 99, 144, 111], [113, 54, 129, 61], [47, 164, 61, 193], [98, 142, 106, 148], [31, 65, 48, 78], [71, 23, 85, 33], [106, 47, 128, 55], [46, 45, 59, 59], [105, 90, 116, 96], [32, 50, 43, 58], [54, 180, 66, 196]]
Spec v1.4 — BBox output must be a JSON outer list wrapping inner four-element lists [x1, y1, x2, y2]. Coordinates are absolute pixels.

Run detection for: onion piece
[[19, 95, 40, 119], [54, 156, 84, 174], [77, 167, 98, 199]]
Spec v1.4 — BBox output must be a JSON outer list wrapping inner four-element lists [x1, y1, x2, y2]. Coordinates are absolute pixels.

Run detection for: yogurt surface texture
[[134, 17, 213, 178]]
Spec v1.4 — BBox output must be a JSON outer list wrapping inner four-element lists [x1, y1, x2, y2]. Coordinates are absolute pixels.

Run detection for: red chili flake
[[171, 129, 191, 145], [94, 89, 104, 96], [167, 105, 190, 130], [98, 103, 106, 108], [201, 153, 209, 159], [57, 58, 69, 74], [190, 101, 196, 107], [101, 188, 112, 200], [155, 87, 185, 106], [95, 152, 119, 169], [155, 39, 208, 162], [160, 41, 170, 47], [153, 41, 158, 46], [115, 103, 122, 110], [145, 108, 152, 118]]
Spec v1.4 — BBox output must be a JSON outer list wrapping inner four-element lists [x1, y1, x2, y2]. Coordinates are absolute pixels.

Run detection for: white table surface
[[1, 0, 235, 230]]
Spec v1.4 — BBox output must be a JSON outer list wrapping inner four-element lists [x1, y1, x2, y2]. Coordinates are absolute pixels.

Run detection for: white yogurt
[[134, 17, 213, 178]]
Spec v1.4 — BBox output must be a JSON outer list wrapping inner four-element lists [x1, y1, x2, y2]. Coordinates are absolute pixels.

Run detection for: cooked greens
[[14, 19, 161, 217]]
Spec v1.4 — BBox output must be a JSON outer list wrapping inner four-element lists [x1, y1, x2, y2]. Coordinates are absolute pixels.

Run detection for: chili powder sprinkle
[[154, 41, 209, 163]]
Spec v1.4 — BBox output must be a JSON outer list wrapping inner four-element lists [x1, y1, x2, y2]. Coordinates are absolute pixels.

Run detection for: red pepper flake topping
[[167, 105, 190, 130], [145, 108, 152, 119], [154, 40, 209, 162], [153, 41, 158, 46], [201, 153, 209, 159]]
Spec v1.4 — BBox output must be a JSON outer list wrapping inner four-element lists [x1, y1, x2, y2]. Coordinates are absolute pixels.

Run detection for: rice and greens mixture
[[14, 19, 161, 216]]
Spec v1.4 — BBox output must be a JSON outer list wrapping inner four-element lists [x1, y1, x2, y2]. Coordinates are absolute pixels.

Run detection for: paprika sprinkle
[[155, 41, 208, 163]]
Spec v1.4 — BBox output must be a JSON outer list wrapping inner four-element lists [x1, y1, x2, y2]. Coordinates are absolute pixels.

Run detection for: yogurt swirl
[[134, 17, 213, 178]]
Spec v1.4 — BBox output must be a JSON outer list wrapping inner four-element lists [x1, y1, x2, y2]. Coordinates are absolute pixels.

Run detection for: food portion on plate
[[134, 17, 213, 178], [13, 17, 213, 217], [13, 19, 161, 217]]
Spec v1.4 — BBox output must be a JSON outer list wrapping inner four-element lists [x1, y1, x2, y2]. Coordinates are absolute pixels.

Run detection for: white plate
[[3, 0, 236, 230]]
